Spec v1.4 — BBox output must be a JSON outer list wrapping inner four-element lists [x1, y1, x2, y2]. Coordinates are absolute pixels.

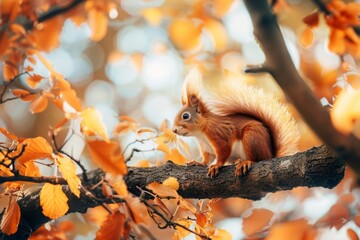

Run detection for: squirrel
[[172, 68, 299, 178]]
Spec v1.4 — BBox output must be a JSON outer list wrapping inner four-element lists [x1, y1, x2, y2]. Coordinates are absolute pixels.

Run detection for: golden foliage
[[40, 183, 69, 220], [55, 154, 81, 197], [96, 211, 127, 240], [0, 198, 21, 235]]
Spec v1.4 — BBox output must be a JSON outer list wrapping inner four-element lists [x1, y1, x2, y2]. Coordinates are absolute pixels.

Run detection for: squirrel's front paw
[[207, 165, 221, 178], [235, 160, 253, 176]]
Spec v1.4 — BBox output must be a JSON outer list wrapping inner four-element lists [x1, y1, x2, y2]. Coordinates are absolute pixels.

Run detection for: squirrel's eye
[[182, 112, 191, 120]]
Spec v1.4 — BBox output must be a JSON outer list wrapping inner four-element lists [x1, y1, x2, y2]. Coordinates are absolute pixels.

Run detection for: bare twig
[[0, 175, 67, 185]]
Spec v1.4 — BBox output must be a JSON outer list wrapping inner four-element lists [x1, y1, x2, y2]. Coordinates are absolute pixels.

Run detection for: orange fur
[[173, 68, 299, 177]]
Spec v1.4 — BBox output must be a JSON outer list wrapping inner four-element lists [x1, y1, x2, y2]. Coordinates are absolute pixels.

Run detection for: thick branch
[[243, 0, 360, 173], [1, 145, 344, 239]]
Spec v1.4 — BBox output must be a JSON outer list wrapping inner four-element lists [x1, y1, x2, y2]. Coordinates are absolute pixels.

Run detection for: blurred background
[[1, 0, 359, 239]]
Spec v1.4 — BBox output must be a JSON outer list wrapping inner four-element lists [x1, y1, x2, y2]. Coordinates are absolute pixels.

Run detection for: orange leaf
[[164, 149, 187, 165], [195, 213, 207, 228], [87, 139, 127, 175], [10, 23, 25, 35], [211, 229, 232, 240], [16, 161, 40, 177], [243, 208, 274, 236], [168, 19, 202, 51], [162, 177, 179, 191], [12, 89, 37, 102], [107, 175, 128, 197], [328, 28, 346, 55], [266, 219, 309, 240], [59, 88, 82, 112], [30, 95, 48, 114], [204, 18, 228, 52], [3, 62, 18, 82], [96, 211, 125, 240], [331, 90, 360, 134], [40, 183, 69, 219], [173, 220, 192, 239], [16, 137, 53, 164], [300, 27, 314, 47], [55, 154, 81, 197], [26, 74, 43, 88], [303, 11, 320, 27], [142, 8, 162, 26], [80, 108, 108, 141], [135, 160, 151, 167], [146, 182, 179, 198], [354, 215, 360, 227], [211, 0, 234, 18], [125, 196, 148, 224], [316, 203, 350, 229], [88, 8, 108, 41], [0, 199, 20, 235], [348, 229, 359, 240], [25, 65, 34, 72], [179, 198, 197, 214], [0, 128, 18, 141]]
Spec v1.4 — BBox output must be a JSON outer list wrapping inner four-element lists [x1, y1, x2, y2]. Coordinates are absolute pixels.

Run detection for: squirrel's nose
[[172, 128, 177, 134]]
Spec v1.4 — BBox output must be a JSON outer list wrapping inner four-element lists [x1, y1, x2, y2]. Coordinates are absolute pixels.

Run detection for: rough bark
[[1, 145, 344, 239]]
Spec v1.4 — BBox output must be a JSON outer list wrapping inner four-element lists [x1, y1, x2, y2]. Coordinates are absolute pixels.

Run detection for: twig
[[125, 148, 155, 163], [0, 175, 67, 185]]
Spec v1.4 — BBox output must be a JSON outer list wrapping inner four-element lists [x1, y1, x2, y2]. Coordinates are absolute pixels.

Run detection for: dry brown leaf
[[96, 211, 125, 240], [0, 198, 20, 235], [55, 154, 81, 197], [266, 219, 309, 240], [87, 139, 127, 175], [243, 208, 274, 236], [147, 182, 179, 198], [40, 183, 69, 219]]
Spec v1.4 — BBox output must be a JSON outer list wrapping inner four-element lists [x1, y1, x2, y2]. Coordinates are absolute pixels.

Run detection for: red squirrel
[[172, 68, 299, 177]]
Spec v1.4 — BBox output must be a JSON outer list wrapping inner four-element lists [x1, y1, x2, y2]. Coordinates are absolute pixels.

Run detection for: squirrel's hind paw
[[235, 160, 253, 176]]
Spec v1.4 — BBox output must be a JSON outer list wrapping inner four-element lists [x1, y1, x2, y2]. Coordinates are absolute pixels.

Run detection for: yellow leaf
[[40, 183, 69, 219], [173, 220, 193, 239], [16, 161, 40, 177], [26, 74, 43, 88], [107, 175, 128, 197], [55, 154, 81, 198], [80, 108, 108, 141], [162, 177, 179, 191], [135, 159, 151, 167], [15, 137, 53, 164], [30, 95, 48, 114], [147, 182, 179, 198], [211, 229, 232, 240], [179, 198, 197, 214], [331, 90, 360, 134], [0, 199, 21, 235], [243, 208, 274, 236], [88, 8, 108, 41], [96, 211, 126, 240], [87, 140, 127, 175], [165, 149, 187, 165]]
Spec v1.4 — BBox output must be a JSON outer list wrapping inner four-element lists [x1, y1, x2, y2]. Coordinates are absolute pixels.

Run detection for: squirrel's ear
[[188, 95, 199, 107]]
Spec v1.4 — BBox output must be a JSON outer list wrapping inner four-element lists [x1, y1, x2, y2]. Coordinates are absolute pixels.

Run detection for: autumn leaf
[[243, 208, 274, 236], [316, 203, 350, 229], [204, 18, 228, 52], [211, 229, 232, 240], [3, 62, 18, 82], [96, 211, 126, 240], [30, 95, 48, 114], [107, 175, 128, 197], [135, 159, 151, 167], [55, 154, 81, 197], [300, 27, 314, 47], [266, 219, 310, 240], [125, 196, 149, 224], [303, 11, 320, 27], [0, 128, 18, 141], [87, 139, 127, 175], [80, 108, 108, 141], [331, 90, 360, 134], [173, 220, 192, 239], [12, 89, 37, 102], [16, 161, 40, 177], [347, 229, 359, 240], [26, 74, 43, 88], [328, 28, 346, 55], [165, 149, 187, 165], [147, 182, 179, 198], [0, 198, 21, 235], [162, 177, 179, 191], [15, 137, 53, 164], [40, 183, 69, 219], [142, 8, 162, 26]]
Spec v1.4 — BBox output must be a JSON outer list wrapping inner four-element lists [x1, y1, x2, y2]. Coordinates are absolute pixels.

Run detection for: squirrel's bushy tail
[[182, 68, 299, 157], [206, 83, 299, 157]]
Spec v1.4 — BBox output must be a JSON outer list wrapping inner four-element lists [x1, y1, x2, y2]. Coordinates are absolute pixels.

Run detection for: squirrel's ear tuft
[[181, 67, 203, 106]]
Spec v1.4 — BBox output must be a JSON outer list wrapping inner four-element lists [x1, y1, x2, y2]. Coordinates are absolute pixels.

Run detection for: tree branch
[[243, 0, 360, 174], [0, 145, 344, 239]]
